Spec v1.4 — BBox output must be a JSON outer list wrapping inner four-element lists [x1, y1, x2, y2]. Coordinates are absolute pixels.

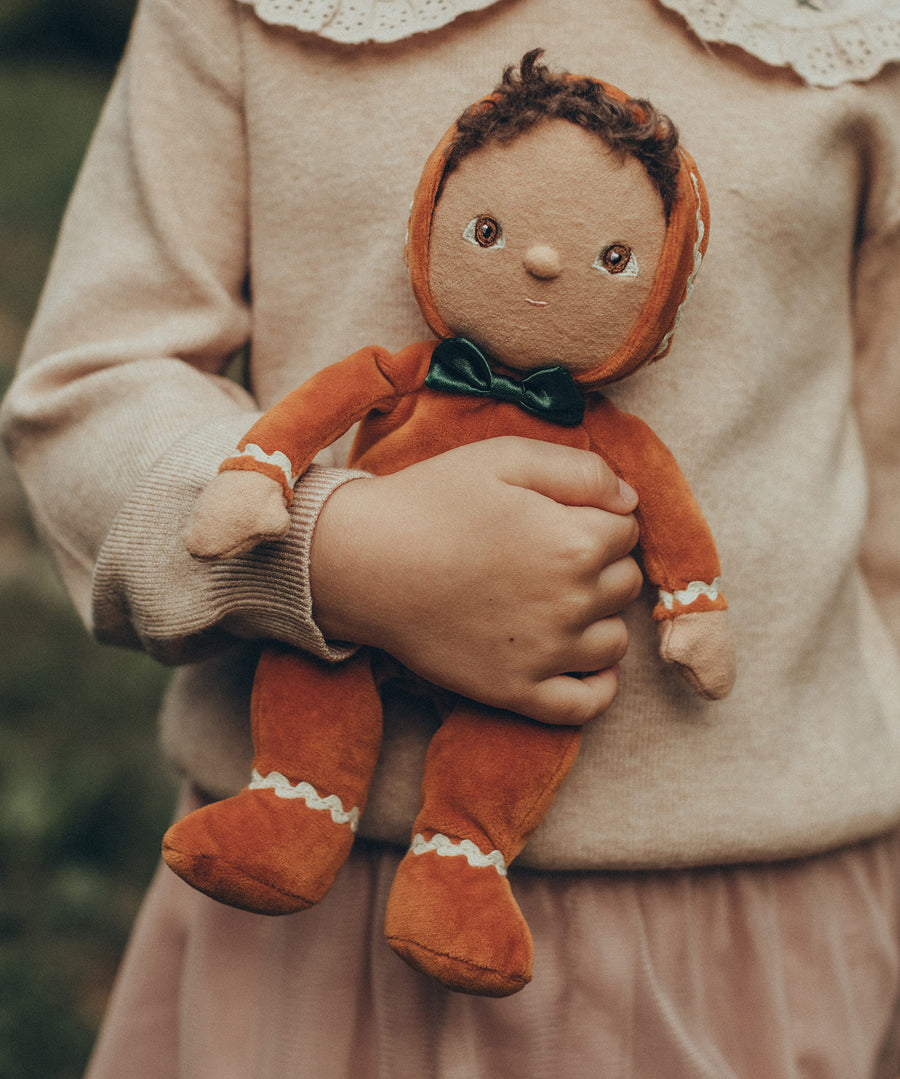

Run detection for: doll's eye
[[463, 215, 506, 249], [593, 243, 639, 277]]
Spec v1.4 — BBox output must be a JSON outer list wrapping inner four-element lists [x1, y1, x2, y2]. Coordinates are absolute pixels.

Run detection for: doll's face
[[428, 120, 668, 373]]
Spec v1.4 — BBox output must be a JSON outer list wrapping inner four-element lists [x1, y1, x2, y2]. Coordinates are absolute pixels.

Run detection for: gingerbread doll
[[162, 51, 735, 997]]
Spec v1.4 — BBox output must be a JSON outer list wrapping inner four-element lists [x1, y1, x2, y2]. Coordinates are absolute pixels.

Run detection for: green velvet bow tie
[[425, 338, 585, 427]]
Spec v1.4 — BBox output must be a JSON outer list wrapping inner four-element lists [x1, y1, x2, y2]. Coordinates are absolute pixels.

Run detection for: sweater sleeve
[[852, 83, 900, 650], [0, 0, 361, 664]]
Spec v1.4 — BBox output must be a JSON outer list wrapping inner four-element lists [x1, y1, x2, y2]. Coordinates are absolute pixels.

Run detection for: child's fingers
[[564, 508, 642, 579], [521, 668, 621, 727], [586, 554, 644, 620], [488, 437, 639, 514], [531, 555, 641, 646], [564, 616, 630, 674]]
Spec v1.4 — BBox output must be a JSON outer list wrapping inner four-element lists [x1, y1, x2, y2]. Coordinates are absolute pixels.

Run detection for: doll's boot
[[384, 701, 581, 996], [163, 645, 382, 915]]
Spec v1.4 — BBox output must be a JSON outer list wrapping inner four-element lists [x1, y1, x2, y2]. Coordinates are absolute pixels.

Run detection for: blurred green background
[[0, 4, 180, 1076]]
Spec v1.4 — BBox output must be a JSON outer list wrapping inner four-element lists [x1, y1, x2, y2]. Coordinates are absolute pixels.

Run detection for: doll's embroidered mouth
[[525, 298, 549, 307]]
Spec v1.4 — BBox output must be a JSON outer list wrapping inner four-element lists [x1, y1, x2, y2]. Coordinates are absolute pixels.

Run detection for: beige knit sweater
[[3, 0, 900, 870]]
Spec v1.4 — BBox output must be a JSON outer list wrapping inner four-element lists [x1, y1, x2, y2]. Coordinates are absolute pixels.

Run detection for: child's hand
[[310, 437, 642, 726]]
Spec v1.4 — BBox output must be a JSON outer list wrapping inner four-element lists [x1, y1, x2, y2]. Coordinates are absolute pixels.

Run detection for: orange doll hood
[[406, 78, 710, 389]]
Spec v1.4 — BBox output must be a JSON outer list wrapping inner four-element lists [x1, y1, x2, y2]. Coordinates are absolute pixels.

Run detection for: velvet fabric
[[163, 647, 383, 913]]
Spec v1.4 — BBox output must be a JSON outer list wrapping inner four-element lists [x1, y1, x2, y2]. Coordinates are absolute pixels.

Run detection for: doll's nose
[[523, 245, 562, 279]]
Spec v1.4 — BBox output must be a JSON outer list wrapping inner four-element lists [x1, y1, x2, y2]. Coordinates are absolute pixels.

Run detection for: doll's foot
[[384, 833, 532, 997], [162, 773, 358, 915]]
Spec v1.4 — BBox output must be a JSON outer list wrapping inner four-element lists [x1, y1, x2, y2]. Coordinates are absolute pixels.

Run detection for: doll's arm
[[185, 344, 424, 560], [591, 402, 736, 700], [220, 344, 425, 502]]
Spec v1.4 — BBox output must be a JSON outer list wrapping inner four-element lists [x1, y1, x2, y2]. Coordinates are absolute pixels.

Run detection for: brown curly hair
[[443, 50, 682, 217]]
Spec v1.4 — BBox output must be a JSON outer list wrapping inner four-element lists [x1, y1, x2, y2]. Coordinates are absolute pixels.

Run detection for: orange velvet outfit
[[162, 335, 726, 994], [162, 78, 726, 997]]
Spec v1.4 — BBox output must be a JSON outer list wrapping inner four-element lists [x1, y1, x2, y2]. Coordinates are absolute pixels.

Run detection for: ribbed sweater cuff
[[92, 414, 369, 663]]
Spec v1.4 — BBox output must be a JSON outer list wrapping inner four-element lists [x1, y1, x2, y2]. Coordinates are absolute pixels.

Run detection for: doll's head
[[441, 51, 681, 217], [407, 52, 709, 386]]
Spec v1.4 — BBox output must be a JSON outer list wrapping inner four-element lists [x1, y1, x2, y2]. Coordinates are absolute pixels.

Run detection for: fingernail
[[618, 478, 638, 506]]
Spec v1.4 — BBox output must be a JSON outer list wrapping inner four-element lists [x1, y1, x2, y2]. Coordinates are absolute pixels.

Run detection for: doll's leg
[[384, 702, 581, 996], [163, 644, 382, 915]]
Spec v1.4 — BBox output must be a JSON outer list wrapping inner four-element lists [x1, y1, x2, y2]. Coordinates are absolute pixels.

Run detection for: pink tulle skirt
[[85, 788, 900, 1078]]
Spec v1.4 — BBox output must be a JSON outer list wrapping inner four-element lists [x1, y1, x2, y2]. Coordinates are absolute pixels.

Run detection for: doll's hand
[[185, 469, 291, 561], [657, 610, 736, 700], [310, 437, 642, 726]]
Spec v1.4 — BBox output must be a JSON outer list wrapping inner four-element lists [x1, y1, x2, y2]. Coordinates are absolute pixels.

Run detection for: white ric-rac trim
[[249, 770, 360, 831], [237, 444, 298, 489], [410, 833, 507, 877], [659, 577, 722, 611]]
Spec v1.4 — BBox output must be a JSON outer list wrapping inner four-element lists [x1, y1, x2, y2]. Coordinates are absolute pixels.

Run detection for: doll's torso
[[346, 340, 605, 476]]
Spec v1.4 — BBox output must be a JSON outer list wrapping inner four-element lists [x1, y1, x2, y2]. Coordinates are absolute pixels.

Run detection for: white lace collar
[[235, 0, 500, 45], [656, 0, 900, 86], [237, 0, 900, 87]]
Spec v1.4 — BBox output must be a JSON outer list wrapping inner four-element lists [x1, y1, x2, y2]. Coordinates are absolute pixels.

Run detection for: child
[[3, 0, 900, 1074]]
